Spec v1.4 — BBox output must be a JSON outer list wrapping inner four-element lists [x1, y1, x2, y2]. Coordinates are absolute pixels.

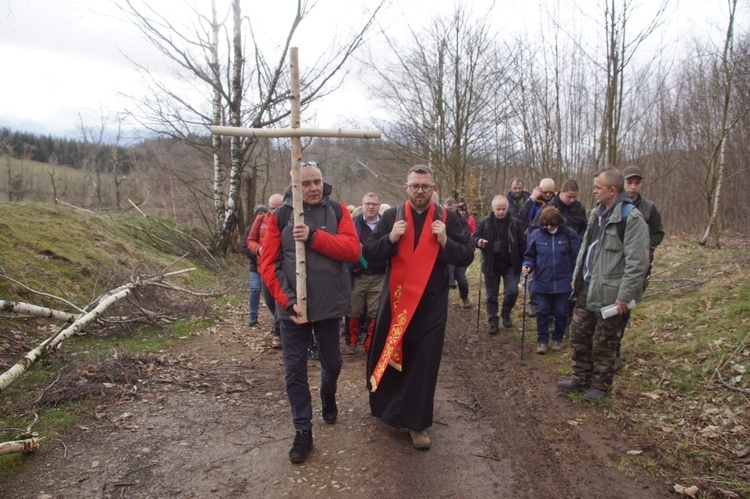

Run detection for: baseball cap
[[622, 165, 644, 179]]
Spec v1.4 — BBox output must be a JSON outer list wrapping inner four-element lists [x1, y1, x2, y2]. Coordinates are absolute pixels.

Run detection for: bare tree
[[576, 0, 670, 169], [369, 6, 501, 199], [116, 0, 384, 255], [700, 0, 743, 248]]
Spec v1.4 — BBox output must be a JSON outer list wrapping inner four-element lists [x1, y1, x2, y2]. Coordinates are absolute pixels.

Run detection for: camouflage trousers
[[569, 287, 625, 393]]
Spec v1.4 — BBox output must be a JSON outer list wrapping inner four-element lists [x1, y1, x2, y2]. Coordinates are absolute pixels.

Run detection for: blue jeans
[[280, 317, 342, 430], [454, 266, 469, 300], [535, 292, 570, 344], [249, 270, 261, 317], [483, 268, 520, 325]]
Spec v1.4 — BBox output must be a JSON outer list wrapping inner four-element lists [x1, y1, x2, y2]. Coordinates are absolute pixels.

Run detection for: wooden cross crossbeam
[[210, 47, 381, 322]]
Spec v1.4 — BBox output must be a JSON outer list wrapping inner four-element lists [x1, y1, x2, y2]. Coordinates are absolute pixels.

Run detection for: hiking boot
[[502, 314, 513, 328], [557, 379, 589, 393], [461, 298, 472, 309], [488, 323, 499, 335], [307, 347, 319, 361], [288, 429, 313, 463], [536, 343, 548, 355], [614, 355, 626, 371], [409, 429, 431, 450], [248, 315, 258, 326], [550, 341, 563, 352], [321, 393, 337, 424], [271, 335, 282, 350], [583, 388, 609, 403]]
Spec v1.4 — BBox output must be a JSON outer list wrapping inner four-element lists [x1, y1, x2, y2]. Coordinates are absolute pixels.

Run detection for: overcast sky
[[0, 0, 742, 141]]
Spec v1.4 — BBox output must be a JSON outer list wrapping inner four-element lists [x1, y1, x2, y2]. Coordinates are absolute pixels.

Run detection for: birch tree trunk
[[209, 0, 226, 244], [0, 300, 77, 322], [289, 48, 308, 323], [0, 438, 43, 456], [0, 269, 195, 393], [700, 0, 738, 248], [211, 0, 243, 256]]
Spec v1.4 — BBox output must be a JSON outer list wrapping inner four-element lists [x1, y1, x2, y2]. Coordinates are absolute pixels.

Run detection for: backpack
[[395, 202, 446, 223], [241, 223, 257, 263], [616, 203, 635, 242], [274, 201, 343, 231]]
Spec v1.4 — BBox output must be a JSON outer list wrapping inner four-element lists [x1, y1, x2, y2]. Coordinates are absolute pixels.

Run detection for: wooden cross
[[210, 47, 381, 322]]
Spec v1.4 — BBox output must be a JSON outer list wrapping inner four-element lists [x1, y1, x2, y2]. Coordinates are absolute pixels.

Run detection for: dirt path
[[1, 298, 670, 498]]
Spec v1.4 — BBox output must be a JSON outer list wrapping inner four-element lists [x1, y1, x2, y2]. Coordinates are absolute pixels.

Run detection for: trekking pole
[[521, 275, 528, 359], [475, 270, 483, 334]]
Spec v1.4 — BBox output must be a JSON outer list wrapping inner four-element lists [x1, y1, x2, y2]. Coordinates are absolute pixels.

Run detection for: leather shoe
[[288, 429, 313, 463], [321, 393, 337, 424], [557, 379, 589, 393], [488, 323, 499, 335], [583, 388, 609, 402], [502, 315, 512, 328], [409, 429, 431, 450]]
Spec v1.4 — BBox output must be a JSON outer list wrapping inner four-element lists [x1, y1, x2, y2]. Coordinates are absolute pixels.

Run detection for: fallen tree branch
[[712, 331, 750, 396], [0, 275, 87, 314], [0, 269, 195, 393], [645, 263, 741, 299], [0, 300, 78, 322], [55, 198, 95, 214], [0, 437, 43, 456], [715, 369, 750, 395]]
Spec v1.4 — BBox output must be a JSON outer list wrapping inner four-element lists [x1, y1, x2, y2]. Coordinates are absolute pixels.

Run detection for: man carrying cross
[[363, 165, 474, 450], [260, 161, 360, 464]]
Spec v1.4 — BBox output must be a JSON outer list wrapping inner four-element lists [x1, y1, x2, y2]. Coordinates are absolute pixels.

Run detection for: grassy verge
[[0, 201, 246, 477], [486, 235, 750, 498]]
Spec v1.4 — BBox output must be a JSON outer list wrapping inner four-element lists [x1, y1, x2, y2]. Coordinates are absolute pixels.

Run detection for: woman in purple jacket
[[522, 207, 581, 354]]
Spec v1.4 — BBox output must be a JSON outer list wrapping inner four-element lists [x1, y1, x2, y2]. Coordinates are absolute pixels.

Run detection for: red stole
[[370, 201, 442, 392]]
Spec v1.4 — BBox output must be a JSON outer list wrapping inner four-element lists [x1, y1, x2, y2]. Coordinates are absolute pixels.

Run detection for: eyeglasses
[[301, 161, 319, 167], [363, 202, 380, 207], [543, 223, 559, 228], [408, 184, 433, 192]]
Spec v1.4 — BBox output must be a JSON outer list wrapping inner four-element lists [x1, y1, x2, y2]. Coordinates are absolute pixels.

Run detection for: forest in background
[[2, 0, 750, 252]]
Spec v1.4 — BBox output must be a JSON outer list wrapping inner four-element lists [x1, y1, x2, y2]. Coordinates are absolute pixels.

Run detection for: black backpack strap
[[396, 203, 406, 221], [276, 202, 342, 231], [275, 205, 292, 231]]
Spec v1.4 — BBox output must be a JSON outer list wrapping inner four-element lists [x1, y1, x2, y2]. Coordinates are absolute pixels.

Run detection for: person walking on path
[[472, 195, 526, 334], [347, 192, 386, 354], [259, 162, 360, 464], [443, 198, 473, 309], [243, 205, 268, 327], [522, 207, 581, 354], [364, 165, 474, 450], [558, 167, 649, 402], [506, 177, 531, 225]]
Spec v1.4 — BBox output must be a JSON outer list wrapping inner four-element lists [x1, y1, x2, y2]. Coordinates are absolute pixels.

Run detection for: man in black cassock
[[363, 165, 474, 450]]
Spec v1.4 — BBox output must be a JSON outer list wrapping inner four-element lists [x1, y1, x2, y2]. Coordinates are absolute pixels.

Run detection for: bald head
[[268, 193, 284, 209]]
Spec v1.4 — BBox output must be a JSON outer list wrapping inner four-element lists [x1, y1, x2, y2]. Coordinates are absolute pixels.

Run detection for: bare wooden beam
[[209, 125, 381, 139]]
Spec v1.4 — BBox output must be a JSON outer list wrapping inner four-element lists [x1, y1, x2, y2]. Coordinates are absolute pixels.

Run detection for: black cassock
[[363, 203, 474, 431]]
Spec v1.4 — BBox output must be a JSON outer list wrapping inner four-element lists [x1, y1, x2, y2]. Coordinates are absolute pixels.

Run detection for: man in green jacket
[[558, 167, 650, 402]]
